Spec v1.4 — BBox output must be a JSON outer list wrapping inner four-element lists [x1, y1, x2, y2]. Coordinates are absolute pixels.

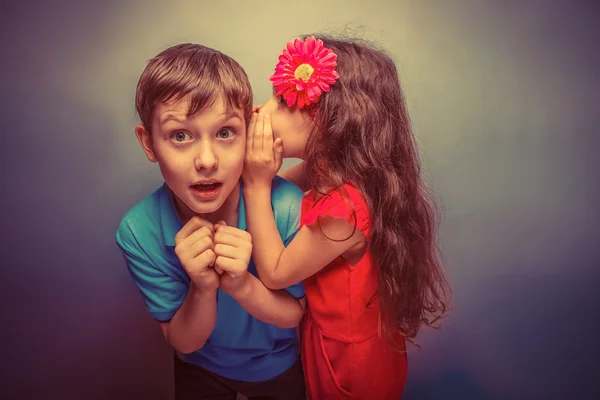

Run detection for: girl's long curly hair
[[303, 35, 450, 347]]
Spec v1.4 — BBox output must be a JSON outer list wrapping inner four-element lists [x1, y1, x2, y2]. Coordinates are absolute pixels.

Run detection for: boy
[[115, 43, 306, 400]]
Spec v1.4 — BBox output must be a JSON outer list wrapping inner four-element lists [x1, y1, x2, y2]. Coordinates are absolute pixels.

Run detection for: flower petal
[[286, 90, 297, 107], [298, 92, 306, 109], [320, 52, 336, 63], [317, 80, 331, 92], [313, 84, 322, 98], [275, 86, 287, 96], [294, 38, 304, 55], [306, 36, 317, 55], [306, 85, 317, 100], [286, 41, 296, 55]]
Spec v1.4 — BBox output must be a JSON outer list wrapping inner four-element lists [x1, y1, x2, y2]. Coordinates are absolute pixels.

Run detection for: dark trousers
[[173, 354, 306, 400]]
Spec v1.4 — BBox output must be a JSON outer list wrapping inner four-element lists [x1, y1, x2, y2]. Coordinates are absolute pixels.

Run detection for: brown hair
[[135, 43, 253, 132], [302, 35, 450, 347]]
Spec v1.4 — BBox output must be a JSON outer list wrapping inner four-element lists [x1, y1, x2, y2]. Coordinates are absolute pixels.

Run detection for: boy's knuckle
[[205, 251, 216, 264], [174, 244, 183, 256]]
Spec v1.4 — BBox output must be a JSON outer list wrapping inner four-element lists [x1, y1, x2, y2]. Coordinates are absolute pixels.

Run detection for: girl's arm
[[243, 185, 364, 289], [278, 162, 310, 192], [243, 112, 364, 289], [226, 273, 306, 328], [210, 221, 306, 328]]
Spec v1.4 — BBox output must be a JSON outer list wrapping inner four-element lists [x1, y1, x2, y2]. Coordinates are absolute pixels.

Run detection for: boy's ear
[[135, 124, 158, 163]]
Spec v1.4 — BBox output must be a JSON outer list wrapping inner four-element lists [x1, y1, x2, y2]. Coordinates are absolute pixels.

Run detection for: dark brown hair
[[135, 43, 253, 132], [303, 35, 450, 347]]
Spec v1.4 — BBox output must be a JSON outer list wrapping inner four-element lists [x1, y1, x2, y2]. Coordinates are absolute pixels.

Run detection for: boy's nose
[[194, 146, 218, 171]]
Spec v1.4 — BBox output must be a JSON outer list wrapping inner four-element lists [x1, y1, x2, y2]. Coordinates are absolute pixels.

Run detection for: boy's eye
[[278, 96, 285, 104], [172, 131, 192, 142], [217, 128, 235, 139]]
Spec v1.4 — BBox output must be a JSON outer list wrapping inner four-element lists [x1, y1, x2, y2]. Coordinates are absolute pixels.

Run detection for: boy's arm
[[117, 220, 217, 354], [225, 276, 306, 329], [159, 283, 217, 354], [278, 161, 310, 192]]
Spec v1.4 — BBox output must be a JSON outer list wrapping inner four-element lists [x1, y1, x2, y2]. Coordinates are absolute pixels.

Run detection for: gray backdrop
[[1, 1, 598, 399]]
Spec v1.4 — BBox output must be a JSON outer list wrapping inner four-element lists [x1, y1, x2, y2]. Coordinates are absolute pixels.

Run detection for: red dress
[[299, 184, 407, 400]]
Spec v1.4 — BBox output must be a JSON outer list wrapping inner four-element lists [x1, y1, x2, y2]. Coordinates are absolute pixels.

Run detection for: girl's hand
[[243, 112, 283, 189]]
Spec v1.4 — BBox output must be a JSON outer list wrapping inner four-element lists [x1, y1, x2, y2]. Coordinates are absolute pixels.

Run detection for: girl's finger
[[262, 114, 273, 157], [247, 112, 257, 157], [255, 113, 264, 153], [273, 137, 284, 170]]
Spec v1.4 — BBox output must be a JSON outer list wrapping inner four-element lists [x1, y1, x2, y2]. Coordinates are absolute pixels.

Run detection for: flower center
[[294, 63, 314, 81]]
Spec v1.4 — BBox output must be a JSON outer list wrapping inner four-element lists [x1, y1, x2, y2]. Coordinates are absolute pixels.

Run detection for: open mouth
[[192, 182, 222, 191], [190, 181, 223, 200]]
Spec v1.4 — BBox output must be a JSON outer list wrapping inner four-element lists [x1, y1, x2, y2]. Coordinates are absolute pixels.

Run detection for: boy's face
[[136, 94, 246, 218]]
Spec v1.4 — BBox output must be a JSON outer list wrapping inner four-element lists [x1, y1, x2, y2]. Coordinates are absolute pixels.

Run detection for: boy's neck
[[170, 182, 240, 227]]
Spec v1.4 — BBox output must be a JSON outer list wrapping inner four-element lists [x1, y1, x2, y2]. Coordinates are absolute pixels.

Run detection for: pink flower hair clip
[[269, 36, 339, 110]]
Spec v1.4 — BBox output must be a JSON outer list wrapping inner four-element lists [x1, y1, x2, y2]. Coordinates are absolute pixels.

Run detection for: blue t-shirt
[[115, 177, 305, 382]]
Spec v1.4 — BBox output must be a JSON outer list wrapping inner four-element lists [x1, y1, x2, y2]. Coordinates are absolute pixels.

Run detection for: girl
[[243, 35, 450, 399]]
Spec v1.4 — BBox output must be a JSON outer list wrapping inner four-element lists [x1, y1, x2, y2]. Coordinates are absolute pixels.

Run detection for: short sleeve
[[303, 184, 371, 237], [116, 221, 188, 322]]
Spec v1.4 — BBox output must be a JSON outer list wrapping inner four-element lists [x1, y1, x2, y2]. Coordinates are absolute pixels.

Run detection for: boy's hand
[[174, 216, 218, 292], [213, 221, 253, 295], [243, 112, 283, 189]]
